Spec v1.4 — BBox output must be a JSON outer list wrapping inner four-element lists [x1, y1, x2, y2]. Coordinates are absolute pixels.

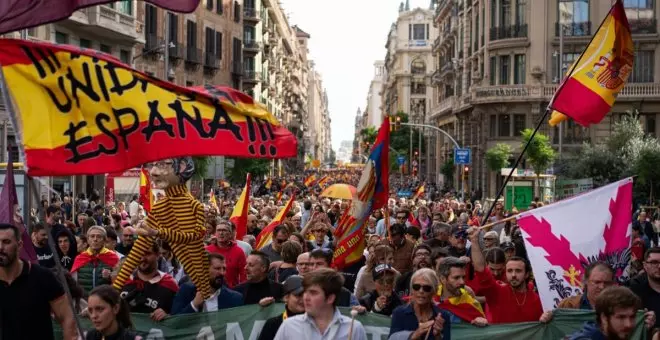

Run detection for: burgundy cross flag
[[517, 178, 633, 311], [0, 0, 200, 35]]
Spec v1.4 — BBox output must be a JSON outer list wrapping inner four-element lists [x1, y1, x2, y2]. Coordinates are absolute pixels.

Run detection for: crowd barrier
[[55, 304, 646, 340]]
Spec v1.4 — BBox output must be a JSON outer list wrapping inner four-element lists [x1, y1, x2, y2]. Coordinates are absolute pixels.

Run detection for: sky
[[283, 0, 433, 151]]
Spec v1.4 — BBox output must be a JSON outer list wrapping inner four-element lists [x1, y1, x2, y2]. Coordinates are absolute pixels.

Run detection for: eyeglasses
[[217, 229, 231, 234], [414, 252, 431, 258], [412, 284, 434, 293], [396, 216, 406, 220], [645, 260, 660, 267]]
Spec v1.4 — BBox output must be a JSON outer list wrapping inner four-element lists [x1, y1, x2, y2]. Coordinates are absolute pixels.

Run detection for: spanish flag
[[412, 184, 425, 200], [139, 168, 153, 213], [317, 175, 330, 188], [549, 0, 633, 127], [265, 178, 272, 189], [71, 247, 120, 273], [209, 189, 218, 210], [230, 173, 251, 238], [219, 179, 231, 188], [0, 39, 297, 176], [275, 190, 283, 204], [304, 174, 317, 187], [255, 195, 295, 250], [434, 286, 485, 323]]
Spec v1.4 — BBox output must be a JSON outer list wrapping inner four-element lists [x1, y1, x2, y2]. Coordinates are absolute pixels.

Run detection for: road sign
[[397, 155, 406, 165], [454, 148, 471, 165]]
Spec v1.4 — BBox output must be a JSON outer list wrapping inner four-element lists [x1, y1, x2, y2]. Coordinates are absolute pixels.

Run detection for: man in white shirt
[[274, 268, 367, 340]]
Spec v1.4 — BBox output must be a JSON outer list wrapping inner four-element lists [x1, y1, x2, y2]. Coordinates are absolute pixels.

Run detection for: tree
[[389, 111, 425, 163], [360, 127, 378, 145], [192, 157, 211, 180], [485, 143, 512, 172], [521, 129, 555, 196], [226, 158, 270, 184], [440, 159, 455, 188]]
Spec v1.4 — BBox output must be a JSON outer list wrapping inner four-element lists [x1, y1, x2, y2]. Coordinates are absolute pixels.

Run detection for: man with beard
[[446, 224, 468, 257], [395, 244, 433, 298], [32, 222, 55, 268], [0, 223, 78, 340], [468, 227, 542, 323], [120, 242, 179, 321], [436, 257, 487, 326], [385, 223, 415, 274], [568, 286, 641, 340], [234, 250, 283, 305], [630, 247, 660, 330], [116, 226, 135, 255], [257, 275, 306, 340], [171, 253, 243, 314], [261, 225, 290, 262]]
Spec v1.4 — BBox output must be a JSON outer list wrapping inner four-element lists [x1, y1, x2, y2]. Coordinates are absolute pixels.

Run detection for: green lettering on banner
[[54, 305, 646, 340]]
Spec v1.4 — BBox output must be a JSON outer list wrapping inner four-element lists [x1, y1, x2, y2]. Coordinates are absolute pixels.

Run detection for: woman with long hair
[[86, 285, 141, 340], [354, 244, 396, 298]]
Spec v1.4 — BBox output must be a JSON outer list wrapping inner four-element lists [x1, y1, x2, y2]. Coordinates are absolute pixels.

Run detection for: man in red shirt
[[467, 227, 542, 323], [205, 220, 246, 288]]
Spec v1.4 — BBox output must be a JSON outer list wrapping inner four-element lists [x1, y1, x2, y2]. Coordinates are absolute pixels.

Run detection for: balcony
[[169, 43, 183, 60], [429, 96, 455, 119], [439, 62, 454, 78], [629, 18, 657, 34], [435, 0, 452, 20], [471, 83, 660, 104], [244, 7, 260, 23], [489, 24, 528, 41], [243, 39, 261, 53], [555, 21, 591, 37], [143, 33, 161, 53], [185, 47, 202, 65], [204, 52, 219, 71], [64, 6, 140, 42], [433, 35, 442, 52], [243, 70, 260, 83]]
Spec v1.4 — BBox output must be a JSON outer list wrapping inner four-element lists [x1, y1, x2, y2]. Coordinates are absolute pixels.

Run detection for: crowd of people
[[2, 172, 660, 340]]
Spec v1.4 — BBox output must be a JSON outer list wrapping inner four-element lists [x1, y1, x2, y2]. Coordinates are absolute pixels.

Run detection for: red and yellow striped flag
[[230, 173, 251, 238], [139, 168, 152, 213], [275, 190, 283, 204], [317, 175, 330, 188], [549, 0, 633, 127], [219, 179, 231, 188], [304, 174, 317, 187], [255, 195, 295, 250], [209, 189, 218, 210], [265, 178, 272, 189], [413, 185, 425, 200]]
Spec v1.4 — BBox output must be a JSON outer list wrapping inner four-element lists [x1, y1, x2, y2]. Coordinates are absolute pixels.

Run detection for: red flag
[[139, 168, 152, 213], [0, 0, 201, 35], [0, 150, 37, 263], [230, 173, 251, 238]]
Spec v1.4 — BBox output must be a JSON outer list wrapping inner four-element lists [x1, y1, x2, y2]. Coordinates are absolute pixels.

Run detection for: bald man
[[247, 214, 260, 237]]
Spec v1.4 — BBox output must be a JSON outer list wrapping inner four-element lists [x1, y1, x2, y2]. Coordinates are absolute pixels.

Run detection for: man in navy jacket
[[172, 253, 243, 314]]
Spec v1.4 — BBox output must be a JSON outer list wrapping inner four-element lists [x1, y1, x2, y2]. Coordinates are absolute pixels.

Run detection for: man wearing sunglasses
[[358, 264, 403, 316], [447, 225, 468, 258]]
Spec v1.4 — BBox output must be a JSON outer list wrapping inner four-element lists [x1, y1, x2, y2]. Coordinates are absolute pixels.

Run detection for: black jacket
[[628, 273, 660, 329], [257, 308, 304, 340], [359, 290, 403, 316], [234, 278, 283, 305], [85, 327, 140, 340]]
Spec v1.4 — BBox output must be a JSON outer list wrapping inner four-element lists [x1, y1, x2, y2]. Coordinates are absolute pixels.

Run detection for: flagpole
[[480, 3, 617, 226]]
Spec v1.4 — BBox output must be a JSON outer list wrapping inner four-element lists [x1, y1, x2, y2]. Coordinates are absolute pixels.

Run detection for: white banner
[[517, 178, 633, 311]]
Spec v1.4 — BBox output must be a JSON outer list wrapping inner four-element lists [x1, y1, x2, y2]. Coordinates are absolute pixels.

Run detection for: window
[[498, 114, 511, 137], [489, 56, 496, 85], [100, 44, 111, 53], [120, 50, 131, 64], [205, 27, 215, 56], [558, 0, 590, 36], [206, 0, 213, 10], [411, 59, 426, 74], [169, 13, 178, 43], [624, 0, 655, 23], [145, 4, 158, 43], [79, 38, 91, 48], [514, 54, 525, 84], [186, 80, 194, 87], [412, 24, 426, 40], [234, 1, 241, 22], [187, 21, 197, 47], [489, 115, 497, 137], [475, 11, 480, 47], [216, 31, 223, 59], [630, 50, 654, 83], [233, 37, 242, 73], [645, 114, 657, 137], [500, 0, 512, 27], [499, 55, 510, 85], [55, 31, 68, 44], [513, 114, 526, 136], [216, 0, 223, 14], [115, 0, 132, 15], [27, 27, 36, 37], [516, 0, 526, 25], [244, 25, 255, 42], [490, 0, 497, 27]]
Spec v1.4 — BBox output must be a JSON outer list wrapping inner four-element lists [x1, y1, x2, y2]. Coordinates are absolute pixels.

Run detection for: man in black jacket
[[257, 275, 306, 340], [234, 251, 283, 305], [359, 264, 402, 316]]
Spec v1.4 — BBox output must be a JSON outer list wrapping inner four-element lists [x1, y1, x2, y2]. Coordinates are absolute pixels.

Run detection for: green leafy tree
[[632, 139, 660, 203], [485, 143, 512, 172], [521, 129, 555, 196], [192, 157, 211, 180], [227, 158, 270, 184], [360, 127, 378, 145], [389, 111, 425, 164], [440, 159, 455, 188]]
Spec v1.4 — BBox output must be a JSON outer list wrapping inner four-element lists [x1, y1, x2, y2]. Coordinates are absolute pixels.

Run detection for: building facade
[[382, 5, 438, 178], [430, 0, 660, 196], [306, 63, 332, 162], [364, 61, 386, 127]]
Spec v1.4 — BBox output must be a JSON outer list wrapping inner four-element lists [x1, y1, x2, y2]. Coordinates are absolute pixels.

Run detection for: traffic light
[[395, 116, 401, 130], [414, 150, 419, 158], [463, 166, 470, 180]]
